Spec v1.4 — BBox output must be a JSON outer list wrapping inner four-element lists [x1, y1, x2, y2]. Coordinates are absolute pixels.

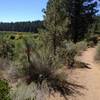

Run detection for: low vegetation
[[95, 43, 100, 61], [0, 33, 84, 100], [76, 41, 87, 55], [0, 30, 98, 100]]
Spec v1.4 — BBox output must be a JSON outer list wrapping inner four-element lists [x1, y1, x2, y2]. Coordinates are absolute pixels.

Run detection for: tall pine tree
[[44, 0, 69, 55], [44, 0, 98, 47], [68, 0, 98, 42]]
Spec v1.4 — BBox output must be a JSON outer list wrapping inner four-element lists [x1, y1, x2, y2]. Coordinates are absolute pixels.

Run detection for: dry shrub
[[95, 43, 100, 61], [76, 41, 87, 55], [65, 42, 77, 68], [87, 35, 98, 47], [11, 82, 36, 100]]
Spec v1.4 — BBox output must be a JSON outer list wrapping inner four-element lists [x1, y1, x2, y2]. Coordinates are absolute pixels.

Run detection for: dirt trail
[[49, 47, 100, 100], [69, 47, 100, 100]]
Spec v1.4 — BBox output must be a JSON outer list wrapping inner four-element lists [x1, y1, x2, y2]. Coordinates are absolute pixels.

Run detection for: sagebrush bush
[[11, 82, 48, 100], [11, 83, 35, 100], [95, 43, 100, 61], [76, 41, 87, 55], [64, 41, 77, 67]]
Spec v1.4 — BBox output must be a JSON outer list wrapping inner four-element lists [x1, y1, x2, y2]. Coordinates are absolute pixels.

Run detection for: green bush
[[95, 43, 100, 61], [0, 80, 11, 100]]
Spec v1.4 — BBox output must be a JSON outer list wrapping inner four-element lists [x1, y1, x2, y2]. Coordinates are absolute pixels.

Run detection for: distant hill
[[0, 21, 43, 33]]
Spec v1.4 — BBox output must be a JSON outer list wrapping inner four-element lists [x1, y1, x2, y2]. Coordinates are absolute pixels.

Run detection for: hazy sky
[[0, 0, 48, 22], [0, 0, 99, 22]]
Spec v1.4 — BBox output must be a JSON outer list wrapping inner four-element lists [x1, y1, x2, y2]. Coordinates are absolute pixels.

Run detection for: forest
[[0, 0, 100, 100], [0, 16, 100, 33], [0, 21, 43, 32]]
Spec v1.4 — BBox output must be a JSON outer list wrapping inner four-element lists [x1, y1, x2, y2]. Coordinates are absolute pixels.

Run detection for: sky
[[0, 0, 48, 22], [0, 0, 99, 22]]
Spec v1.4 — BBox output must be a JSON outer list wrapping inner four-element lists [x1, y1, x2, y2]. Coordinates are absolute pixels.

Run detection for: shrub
[[0, 80, 11, 100], [88, 41, 95, 47], [56, 41, 77, 67], [0, 38, 15, 60], [11, 82, 48, 100], [76, 41, 87, 55], [86, 35, 98, 47], [17, 40, 82, 99], [95, 43, 100, 61], [11, 83, 36, 100], [65, 42, 77, 68]]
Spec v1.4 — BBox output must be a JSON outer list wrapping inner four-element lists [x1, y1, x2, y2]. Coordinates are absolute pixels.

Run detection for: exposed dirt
[[69, 47, 100, 100], [49, 47, 100, 100]]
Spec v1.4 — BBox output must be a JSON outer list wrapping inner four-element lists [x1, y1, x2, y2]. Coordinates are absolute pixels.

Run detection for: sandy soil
[[69, 47, 100, 100], [49, 47, 100, 100]]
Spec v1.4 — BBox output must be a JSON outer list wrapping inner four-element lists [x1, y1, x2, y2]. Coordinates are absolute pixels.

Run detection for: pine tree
[[44, 0, 98, 45], [44, 0, 69, 55], [68, 0, 98, 42]]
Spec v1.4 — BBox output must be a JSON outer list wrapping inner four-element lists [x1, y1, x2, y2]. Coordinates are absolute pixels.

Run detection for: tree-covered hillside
[[0, 21, 43, 33]]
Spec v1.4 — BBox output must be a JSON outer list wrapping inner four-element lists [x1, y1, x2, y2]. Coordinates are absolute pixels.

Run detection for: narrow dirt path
[[48, 47, 100, 100], [69, 47, 100, 100]]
